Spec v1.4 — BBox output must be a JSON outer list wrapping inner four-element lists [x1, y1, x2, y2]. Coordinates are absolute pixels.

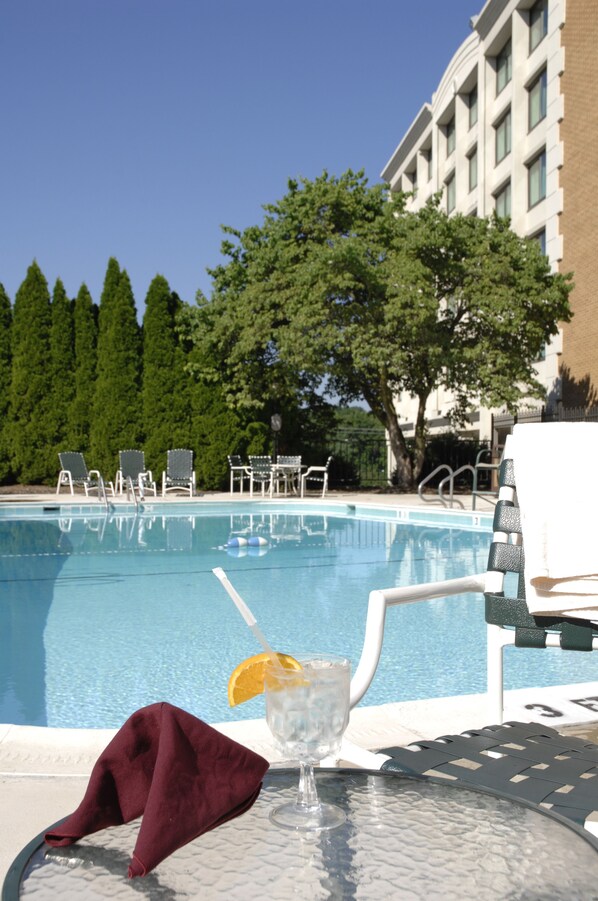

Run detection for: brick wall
[[559, 0, 598, 406]]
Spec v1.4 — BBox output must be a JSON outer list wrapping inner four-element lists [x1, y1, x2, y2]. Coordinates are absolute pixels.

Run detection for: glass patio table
[[4, 768, 598, 900]]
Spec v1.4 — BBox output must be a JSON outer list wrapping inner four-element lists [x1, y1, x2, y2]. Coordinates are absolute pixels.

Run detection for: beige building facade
[[381, 0, 598, 445]]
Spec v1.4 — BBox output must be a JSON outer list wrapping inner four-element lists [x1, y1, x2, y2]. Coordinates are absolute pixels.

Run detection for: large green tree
[[0, 284, 12, 481], [68, 283, 98, 452], [8, 262, 54, 482], [91, 259, 142, 477], [184, 171, 572, 486]]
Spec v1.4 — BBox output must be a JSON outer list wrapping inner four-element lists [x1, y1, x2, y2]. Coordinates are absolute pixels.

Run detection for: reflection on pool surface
[[0, 506, 594, 729]]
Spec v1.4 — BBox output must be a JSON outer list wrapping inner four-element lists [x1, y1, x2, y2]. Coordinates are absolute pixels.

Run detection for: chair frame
[[161, 449, 196, 497]]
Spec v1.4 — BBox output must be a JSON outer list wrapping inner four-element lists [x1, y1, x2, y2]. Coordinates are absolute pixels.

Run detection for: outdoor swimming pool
[[1, 501, 596, 729]]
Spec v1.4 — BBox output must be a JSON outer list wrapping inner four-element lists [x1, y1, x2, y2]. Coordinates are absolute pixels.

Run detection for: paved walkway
[[2, 486, 597, 885]]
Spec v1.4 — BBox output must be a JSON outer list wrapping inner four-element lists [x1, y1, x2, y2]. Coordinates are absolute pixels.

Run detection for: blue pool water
[[0, 502, 596, 729]]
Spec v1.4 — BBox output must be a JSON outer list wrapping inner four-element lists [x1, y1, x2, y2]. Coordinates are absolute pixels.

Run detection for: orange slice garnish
[[227, 652, 302, 707]]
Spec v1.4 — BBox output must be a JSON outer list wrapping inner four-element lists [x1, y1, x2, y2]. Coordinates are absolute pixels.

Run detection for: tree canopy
[[183, 170, 573, 486]]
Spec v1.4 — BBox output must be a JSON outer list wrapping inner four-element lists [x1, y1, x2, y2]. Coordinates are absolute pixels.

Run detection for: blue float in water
[[247, 536, 268, 547], [227, 536, 248, 548]]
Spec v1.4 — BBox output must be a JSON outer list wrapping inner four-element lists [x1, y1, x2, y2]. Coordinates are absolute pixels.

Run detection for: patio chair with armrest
[[248, 456, 273, 497], [56, 452, 115, 497], [301, 455, 333, 498], [228, 455, 250, 495], [116, 449, 157, 497], [273, 455, 302, 495], [335, 439, 598, 836], [162, 449, 196, 497]]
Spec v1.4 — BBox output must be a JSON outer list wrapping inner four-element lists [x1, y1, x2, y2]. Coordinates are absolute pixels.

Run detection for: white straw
[[212, 567, 283, 668]]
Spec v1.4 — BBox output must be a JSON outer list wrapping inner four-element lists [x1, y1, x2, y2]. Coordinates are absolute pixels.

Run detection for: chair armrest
[[349, 573, 487, 709], [303, 465, 326, 476]]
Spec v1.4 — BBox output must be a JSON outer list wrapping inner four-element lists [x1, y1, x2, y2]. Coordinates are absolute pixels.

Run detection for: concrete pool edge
[[2, 681, 598, 776], [2, 682, 598, 889]]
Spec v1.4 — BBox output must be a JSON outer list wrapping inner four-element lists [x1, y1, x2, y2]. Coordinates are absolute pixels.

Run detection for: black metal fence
[[327, 428, 388, 488]]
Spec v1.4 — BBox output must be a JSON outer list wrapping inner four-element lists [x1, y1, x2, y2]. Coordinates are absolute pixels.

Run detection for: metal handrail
[[97, 474, 110, 511], [438, 464, 476, 509], [125, 476, 140, 510], [417, 465, 453, 506]]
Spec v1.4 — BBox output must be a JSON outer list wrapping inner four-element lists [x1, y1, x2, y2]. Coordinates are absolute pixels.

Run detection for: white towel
[[511, 422, 598, 621]]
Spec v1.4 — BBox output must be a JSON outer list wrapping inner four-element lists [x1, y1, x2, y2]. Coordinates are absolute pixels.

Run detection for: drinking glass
[[264, 652, 350, 831]]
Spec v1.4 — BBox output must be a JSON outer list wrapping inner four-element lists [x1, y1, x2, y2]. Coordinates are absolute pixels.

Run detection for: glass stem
[[296, 762, 321, 812]]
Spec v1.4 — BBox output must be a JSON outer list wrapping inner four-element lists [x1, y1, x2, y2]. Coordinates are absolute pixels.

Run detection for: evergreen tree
[[141, 276, 191, 474], [90, 261, 142, 476], [68, 283, 97, 452], [190, 380, 243, 489], [0, 284, 13, 482], [8, 262, 54, 482], [49, 279, 75, 461]]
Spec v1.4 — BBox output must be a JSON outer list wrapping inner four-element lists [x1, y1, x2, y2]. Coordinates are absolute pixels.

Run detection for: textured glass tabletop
[[7, 769, 598, 900]]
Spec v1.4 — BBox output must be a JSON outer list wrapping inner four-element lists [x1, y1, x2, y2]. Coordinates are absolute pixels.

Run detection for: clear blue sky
[[0, 0, 479, 313]]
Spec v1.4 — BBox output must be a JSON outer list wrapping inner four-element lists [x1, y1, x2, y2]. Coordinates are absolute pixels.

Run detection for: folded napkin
[[45, 702, 269, 878], [511, 422, 598, 620]]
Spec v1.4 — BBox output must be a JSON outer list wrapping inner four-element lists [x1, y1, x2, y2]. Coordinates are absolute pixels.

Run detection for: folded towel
[[511, 422, 598, 620], [45, 702, 269, 878]]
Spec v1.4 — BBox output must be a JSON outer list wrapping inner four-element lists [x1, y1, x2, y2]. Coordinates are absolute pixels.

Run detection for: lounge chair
[[336, 439, 598, 838], [300, 455, 333, 498], [227, 455, 250, 495], [248, 456, 273, 497], [161, 449, 196, 497], [116, 449, 157, 497], [348, 442, 598, 725], [56, 452, 115, 497]]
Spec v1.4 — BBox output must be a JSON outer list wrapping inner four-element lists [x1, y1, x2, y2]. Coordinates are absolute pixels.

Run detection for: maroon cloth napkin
[[44, 702, 269, 878]]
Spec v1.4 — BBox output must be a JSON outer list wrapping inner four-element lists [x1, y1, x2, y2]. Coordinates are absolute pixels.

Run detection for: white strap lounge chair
[[56, 452, 115, 497], [162, 449, 196, 497], [116, 449, 157, 497]]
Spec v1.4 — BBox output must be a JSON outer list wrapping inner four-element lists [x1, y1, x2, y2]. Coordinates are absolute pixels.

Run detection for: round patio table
[[4, 768, 598, 900]]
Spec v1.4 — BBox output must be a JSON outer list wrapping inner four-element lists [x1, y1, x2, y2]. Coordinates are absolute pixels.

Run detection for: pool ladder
[[417, 450, 499, 510]]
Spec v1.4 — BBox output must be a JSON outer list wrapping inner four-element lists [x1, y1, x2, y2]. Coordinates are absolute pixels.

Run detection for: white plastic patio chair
[[248, 456, 273, 497], [116, 449, 157, 497], [228, 455, 250, 495], [56, 452, 115, 497], [300, 455, 333, 497], [161, 449, 196, 497]]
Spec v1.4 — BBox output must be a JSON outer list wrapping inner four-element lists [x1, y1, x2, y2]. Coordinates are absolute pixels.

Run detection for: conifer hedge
[[0, 259, 274, 489]]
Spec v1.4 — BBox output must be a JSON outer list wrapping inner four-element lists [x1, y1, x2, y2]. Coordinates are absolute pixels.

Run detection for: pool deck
[[2, 486, 598, 884]]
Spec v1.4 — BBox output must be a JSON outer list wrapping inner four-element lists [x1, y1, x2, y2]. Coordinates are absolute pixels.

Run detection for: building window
[[423, 148, 432, 181], [528, 150, 546, 207], [446, 117, 455, 156], [495, 109, 511, 163], [532, 228, 546, 255], [468, 85, 478, 129], [446, 174, 456, 213], [495, 182, 511, 218], [496, 39, 512, 94], [528, 69, 547, 130], [530, 0, 548, 53], [468, 148, 478, 192]]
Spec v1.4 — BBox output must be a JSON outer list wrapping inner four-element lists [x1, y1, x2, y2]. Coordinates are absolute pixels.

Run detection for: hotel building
[[381, 0, 598, 449]]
